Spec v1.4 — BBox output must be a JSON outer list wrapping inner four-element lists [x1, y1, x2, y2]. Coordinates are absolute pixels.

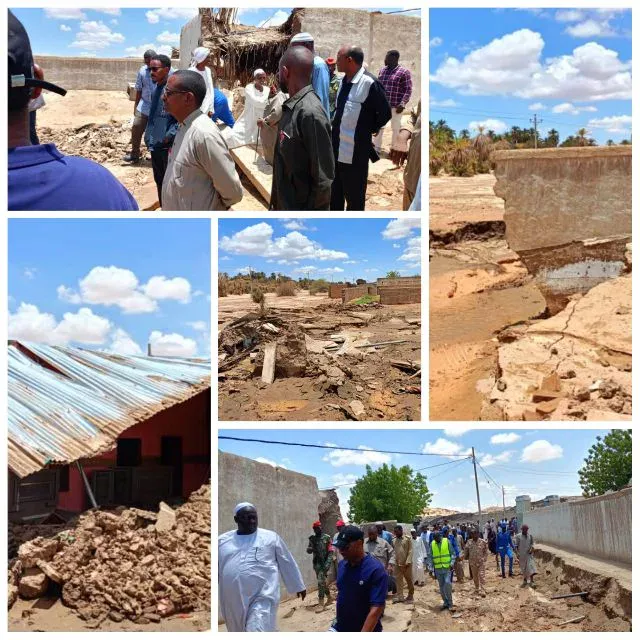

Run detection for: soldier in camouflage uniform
[[307, 521, 334, 609]]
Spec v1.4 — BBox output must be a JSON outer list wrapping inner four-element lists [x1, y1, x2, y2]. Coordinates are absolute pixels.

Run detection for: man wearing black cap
[[332, 524, 388, 632], [8, 10, 138, 210]]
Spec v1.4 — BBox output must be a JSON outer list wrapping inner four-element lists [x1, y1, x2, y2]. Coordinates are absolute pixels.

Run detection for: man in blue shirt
[[332, 525, 387, 632], [212, 87, 235, 128], [144, 54, 177, 207], [8, 10, 137, 211], [497, 524, 515, 578], [123, 49, 156, 163], [290, 32, 330, 119], [375, 522, 393, 545]]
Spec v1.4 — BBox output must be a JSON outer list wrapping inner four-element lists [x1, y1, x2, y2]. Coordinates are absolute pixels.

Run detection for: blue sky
[[219, 428, 611, 519], [218, 218, 421, 282], [430, 8, 632, 144], [11, 7, 419, 59], [8, 219, 210, 358]]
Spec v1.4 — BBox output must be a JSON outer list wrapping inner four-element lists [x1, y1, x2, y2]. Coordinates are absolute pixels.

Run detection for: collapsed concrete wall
[[342, 285, 374, 302], [34, 56, 142, 91], [522, 487, 631, 565], [318, 489, 343, 536], [296, 9, 421, 108], [218, 452, 319, 594], [493, 147, 632, 314], [378, 286, 421, 304]]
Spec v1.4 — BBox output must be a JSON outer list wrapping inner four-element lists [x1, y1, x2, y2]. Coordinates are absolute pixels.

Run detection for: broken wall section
[[218, 452, 320, 594], [378, 286, 421, 304], [522, 487, 631, 565], [493, 147, 631, 313], [35, 56, 142, 91], [342, 285, 376, 303]]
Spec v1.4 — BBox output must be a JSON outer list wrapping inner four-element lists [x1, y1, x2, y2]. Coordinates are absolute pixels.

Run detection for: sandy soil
[[429, 173, 504, 235], [9, 597, 210, 632], [218, 294, 421, 421]]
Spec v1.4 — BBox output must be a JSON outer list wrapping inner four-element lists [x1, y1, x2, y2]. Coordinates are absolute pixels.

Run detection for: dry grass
[[276, 281, 296, 297]]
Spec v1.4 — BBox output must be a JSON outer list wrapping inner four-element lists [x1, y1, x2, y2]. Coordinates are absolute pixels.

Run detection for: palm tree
[[576, 128, 589, 147], [459, 129, 470, 140], [606, 139, 614, 146], [545, 129, 559, 148]]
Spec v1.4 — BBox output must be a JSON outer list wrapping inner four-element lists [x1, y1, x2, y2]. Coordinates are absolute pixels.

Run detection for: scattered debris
[[551, 592, 589, 600]]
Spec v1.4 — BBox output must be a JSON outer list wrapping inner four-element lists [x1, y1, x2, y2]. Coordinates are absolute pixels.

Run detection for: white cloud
[[422, 438, 469, 458], [186, 320, 207, 332], [430, 37, 443, 48], [478, 450, 514, 467], [109, 328, 142, 355], [96, 9, 121, 16], [330, 473, 359, 486], [566, 19, 616, 38], [219, 223, 348, 261], [431, 30, 631, 102], [588, 114, 632, 133], [430, 98, 459, 107], [23, 267, 37, 280], [323, 445, 391, 468], [148, 331, 197, 357], [490, 432, 522, 445], [552, 102, 597, 115], [142, 275, 191, 303], [521, 440, 563, 463], [111, 19, 118, 25], [382, 218, 421, 240], [59, 24, 72, 32], [292, 265, 344, 275], [469, 118, 508, 134], [398, 236, 421, 269], [69, 21, 125, 51], [156, 30, 180, 45], [255, 457, 287, 469], [44, 8, 86, 20], [258, 10, 289, 28], [8, 303, 111, 346], [125, 42, 173, 57], [146, 8, 199, 24], [528, 102, 546, 110], [279, 219, 311, 231], [343, 260, 358, 265], [443, 426, 474, 437], [555, 9, 585, 23], [392, 243, 401, 249]]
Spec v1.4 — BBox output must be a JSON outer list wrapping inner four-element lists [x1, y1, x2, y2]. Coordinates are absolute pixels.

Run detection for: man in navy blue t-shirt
[[332, 525, 388, 632], [8, 11, 138, 211]]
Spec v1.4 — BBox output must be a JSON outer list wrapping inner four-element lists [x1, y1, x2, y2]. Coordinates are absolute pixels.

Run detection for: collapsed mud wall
[[318, 489, 342, 536], [218, 452, 319, 594], [342, 285, 375, 302], [522, 487, 631, 565], [376, 276, 421, 288], [493, 147, 631, 314]]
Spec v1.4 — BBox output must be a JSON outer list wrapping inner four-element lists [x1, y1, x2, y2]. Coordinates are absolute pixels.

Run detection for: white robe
[[223, 82, 269, 149], [412, 537, 427, 582], [190, 65, 214, 115], [218, 528, 305, 632]]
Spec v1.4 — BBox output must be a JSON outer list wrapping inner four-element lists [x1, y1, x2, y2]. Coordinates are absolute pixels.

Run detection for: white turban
[[234, 502, 256, 515], [290, 32, 313, 44], [254, 68, 266, 78], [192, 46, 209, 65]]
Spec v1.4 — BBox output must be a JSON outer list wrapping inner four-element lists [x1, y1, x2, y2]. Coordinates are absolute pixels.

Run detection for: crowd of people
[[219, 504, 538, 633], [8, 11, 421, 212]]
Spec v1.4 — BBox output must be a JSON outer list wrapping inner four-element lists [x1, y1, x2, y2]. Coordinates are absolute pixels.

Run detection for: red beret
[[313, 520, 322, 527]]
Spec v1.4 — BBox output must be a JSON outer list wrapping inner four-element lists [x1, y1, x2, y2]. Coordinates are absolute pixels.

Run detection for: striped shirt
[[377, 65, 412, 108]]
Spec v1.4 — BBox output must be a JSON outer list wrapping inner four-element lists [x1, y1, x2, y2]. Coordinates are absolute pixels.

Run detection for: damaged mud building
[[8, 341, 211, 626], [218, 278, 421, 421]]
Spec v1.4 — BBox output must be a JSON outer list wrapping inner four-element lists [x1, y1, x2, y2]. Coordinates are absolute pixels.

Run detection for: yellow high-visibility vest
[[431, 537, 452, 569]]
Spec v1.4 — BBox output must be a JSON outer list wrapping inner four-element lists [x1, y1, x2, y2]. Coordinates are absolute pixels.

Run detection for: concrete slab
[[231, 145, 272, 204]]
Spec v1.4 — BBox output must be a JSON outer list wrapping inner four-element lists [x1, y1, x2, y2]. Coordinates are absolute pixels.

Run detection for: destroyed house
[[8, 341, 211, 522]]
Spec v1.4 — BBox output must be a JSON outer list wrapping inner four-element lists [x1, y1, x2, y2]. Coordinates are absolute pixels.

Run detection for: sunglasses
[[163, 88, 191, 98]]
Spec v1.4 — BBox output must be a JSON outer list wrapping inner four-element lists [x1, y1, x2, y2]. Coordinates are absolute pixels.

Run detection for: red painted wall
[[57, 390, 210, 512]]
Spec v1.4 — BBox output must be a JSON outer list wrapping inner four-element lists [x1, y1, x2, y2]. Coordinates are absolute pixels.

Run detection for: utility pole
[[472, 447, 482, 529], [530, 113, 542, 149], [502, 485, 506, 520]]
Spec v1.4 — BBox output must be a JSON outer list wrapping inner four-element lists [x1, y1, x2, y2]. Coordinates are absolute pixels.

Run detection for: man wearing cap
[[374, 50, 412, 156], [290, 32, 330, 119], [8, 11, 138, 211], [218, 502, 306, 631], [326, 57, 340, 120], [463, 528, 488, 597], [123, 49, 157, 163], [331, 45, 391, 211], [332, 525, 388, 632], [307, 521, 334, 610]]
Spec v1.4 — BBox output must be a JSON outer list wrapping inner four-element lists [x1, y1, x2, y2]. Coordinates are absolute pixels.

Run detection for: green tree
[[578, 430, 632, 497], [386, 270, 401, 278], [348, 464, 432, 523]]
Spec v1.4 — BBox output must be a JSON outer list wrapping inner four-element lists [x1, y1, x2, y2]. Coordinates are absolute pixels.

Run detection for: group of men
[[8, 11, 420, 212], [219, 505, 538, 633]]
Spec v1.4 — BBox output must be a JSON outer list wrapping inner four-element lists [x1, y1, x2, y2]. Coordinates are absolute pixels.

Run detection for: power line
[[218, 436, 471, 457], [490, 464, 578, 476], [429, 105, 584, 128]]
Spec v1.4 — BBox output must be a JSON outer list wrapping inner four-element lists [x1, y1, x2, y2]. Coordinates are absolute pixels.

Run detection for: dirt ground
[[9, 598, 210, 632], [36, 90, 408, 211], [218, 291, 421, 421], [219, 546, 629, 632]]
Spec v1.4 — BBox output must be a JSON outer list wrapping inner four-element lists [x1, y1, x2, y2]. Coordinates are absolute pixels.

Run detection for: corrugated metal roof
[[8, 341, 211, 478]]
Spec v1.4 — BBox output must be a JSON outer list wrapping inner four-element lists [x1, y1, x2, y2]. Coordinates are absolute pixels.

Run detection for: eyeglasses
[[163, 88, 190, 98], [149, 66, 164, 71]]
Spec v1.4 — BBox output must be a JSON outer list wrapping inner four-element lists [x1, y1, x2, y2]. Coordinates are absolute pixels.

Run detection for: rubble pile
[[218, 303, 421, 420], [9, 484, 210, 626], [39, 120, 132, 164]]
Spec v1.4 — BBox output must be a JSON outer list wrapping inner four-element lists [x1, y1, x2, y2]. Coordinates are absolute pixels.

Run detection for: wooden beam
[[262, 343, 277, 384], [231, 144, 272, 204]]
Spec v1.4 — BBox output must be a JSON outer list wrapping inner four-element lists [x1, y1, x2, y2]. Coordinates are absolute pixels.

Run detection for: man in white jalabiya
[[410, 529, 427, 587], [189, 46, 214, 116], [223, 69, 270, 149], [218, 502, 307, 631]]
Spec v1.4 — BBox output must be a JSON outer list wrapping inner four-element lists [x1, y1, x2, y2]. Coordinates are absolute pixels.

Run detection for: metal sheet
[[8, 342, 211, 478]]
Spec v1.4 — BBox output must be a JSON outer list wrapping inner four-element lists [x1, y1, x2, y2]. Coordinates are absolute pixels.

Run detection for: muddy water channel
[[429, 246, 546, 421]]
